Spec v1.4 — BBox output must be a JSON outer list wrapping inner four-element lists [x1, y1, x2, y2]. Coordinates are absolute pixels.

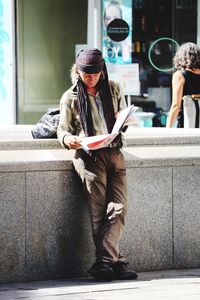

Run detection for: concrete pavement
[[0, 268, 200, 300]]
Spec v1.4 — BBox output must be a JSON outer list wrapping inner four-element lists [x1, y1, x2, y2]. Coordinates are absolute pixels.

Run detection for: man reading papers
[[57, 48, 138, 281], [80, 104, 138, 151]]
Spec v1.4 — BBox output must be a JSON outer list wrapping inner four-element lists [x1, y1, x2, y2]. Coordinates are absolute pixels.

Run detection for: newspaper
[[80, 105, 138, 151]]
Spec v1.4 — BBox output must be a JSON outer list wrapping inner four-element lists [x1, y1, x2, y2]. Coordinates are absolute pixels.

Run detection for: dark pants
[[73, 147, 127, 264]]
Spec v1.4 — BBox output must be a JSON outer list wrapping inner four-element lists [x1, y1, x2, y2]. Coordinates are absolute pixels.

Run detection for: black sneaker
[[113, 262, 137, 280], [87, 261, 114, 281]]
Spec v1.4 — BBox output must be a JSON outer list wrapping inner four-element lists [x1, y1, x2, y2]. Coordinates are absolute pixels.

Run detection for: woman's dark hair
[[173, 42, 200, 70]]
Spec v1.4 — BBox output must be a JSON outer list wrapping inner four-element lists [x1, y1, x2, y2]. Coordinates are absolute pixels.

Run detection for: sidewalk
[[0, 268, 200, 300]]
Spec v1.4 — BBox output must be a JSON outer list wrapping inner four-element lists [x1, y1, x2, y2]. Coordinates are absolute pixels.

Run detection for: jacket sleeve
[[110, 80, 127, 113], [57, 91, 74, 148], [118, 82, 127, 111]]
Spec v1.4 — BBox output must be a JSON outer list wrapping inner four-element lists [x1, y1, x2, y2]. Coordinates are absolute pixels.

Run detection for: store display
[[130, 0, 197, 126]]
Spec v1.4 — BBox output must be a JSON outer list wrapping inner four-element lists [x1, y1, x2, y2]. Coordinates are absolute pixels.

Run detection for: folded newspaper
[[80, 105, 138, 151]]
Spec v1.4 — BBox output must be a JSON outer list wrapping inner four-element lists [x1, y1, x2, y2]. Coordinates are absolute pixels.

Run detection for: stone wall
[[0, 126, 200, 283]]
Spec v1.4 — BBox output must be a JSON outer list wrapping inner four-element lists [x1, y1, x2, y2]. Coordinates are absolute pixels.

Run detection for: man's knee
[[106, 202, 127, 223]]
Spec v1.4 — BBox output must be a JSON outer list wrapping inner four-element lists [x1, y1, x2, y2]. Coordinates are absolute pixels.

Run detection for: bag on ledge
[[31, 109, 60, 139]]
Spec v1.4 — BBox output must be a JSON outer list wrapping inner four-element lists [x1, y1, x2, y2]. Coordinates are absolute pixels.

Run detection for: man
[[57, 48, 137, 281]]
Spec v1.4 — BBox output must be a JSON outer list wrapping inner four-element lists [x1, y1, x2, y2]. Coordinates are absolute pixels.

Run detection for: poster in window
[[102, 0, 132, 64]]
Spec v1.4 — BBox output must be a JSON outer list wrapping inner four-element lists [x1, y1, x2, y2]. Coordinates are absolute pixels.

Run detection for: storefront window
[[102, 0, 197, 127], [16, 0, 88, 124]]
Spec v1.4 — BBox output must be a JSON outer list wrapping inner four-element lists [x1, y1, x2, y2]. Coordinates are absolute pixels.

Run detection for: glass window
[[102, 0, 197, 127], [16, 0, 88, 124]]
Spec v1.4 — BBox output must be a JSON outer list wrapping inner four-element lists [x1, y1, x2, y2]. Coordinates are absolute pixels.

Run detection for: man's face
[[78, 70, 101, 88]]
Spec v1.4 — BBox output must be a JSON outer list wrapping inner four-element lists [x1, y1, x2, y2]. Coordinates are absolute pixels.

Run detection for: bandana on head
[[76, 48, 104, 74], [76, 48, 116, 137]]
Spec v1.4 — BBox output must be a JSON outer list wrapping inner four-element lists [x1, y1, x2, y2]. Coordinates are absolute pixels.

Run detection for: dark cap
[[76, 48, 104, 74]]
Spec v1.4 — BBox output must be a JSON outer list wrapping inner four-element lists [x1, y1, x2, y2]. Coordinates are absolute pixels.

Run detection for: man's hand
[[115, 112, 120, 119], [64, 135, 81, 149]]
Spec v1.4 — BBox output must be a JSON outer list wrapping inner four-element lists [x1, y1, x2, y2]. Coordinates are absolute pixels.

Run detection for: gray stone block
[[1, 133, 200, 282], [122, 167, 173, 271], [25, 170, 94, 281], [0, 173, 26, 282], [173, 166, 200, 268]]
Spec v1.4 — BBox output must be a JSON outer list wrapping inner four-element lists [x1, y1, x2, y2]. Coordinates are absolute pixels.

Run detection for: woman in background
[[167, 42, 200, 128]]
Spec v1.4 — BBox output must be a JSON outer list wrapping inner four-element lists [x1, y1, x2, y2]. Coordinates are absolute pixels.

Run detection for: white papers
[[80, 105, 138, 151], [111, 105, 139, 133], [80, 133, 118, 151]]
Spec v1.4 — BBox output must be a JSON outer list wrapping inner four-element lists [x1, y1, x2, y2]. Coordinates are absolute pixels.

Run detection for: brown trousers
[[73, 147, 127, 264]]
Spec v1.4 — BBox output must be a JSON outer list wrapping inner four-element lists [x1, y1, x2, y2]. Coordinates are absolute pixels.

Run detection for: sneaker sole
[[115, 273, 138, 280], [88, 269, 114, 282]]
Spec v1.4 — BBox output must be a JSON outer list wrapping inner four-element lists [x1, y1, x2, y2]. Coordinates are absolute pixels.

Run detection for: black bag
[[31, 109, 60, 139]]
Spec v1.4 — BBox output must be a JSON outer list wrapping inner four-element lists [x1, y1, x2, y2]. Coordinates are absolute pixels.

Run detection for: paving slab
[[0, 268, 200, 300]]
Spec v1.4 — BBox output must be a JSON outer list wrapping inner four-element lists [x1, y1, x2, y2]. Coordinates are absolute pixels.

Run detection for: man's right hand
[[64, 135, 81, 149]]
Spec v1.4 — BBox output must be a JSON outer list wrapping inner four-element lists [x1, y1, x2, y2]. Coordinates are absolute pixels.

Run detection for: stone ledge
[[1, 126, 200, 151], [0, 125, 34, 139], [0, 139, 62, 150], [124, 145, 200, 167], [125, 127, 200, 146], [0, 149, 74, 172], [0, 145, 200, 172], [1, 138, 200, 282]]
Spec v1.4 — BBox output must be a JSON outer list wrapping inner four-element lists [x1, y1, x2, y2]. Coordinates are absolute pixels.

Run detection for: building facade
[[1, 0, 199, 125]]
